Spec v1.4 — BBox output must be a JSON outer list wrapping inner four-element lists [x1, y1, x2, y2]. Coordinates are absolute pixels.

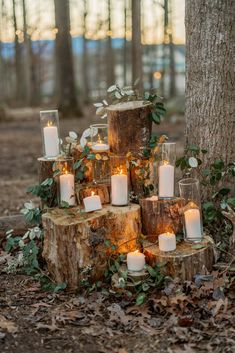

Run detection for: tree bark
[[185, 0, 235, 165], [131, 0, 143, 91], [54, 0, 81, 116], [107, 101, 152, 156], [42, 204, 141, 290], [82, 0, 89, 102]]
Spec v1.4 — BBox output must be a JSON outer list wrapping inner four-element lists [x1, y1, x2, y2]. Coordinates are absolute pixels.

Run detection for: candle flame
[[47, 120, 53, 127], [163, 160, 169, 165], [97, 134, 102, 144], [62, 167, 68, 174], [91, 191, 95, 196], [134, 250, 139, 254]]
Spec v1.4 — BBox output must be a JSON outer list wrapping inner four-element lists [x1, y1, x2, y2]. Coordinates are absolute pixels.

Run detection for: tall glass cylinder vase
[[54, 157, 76, 207], [179, 178, 203, 242], [40, 110, 60, 159], [110, 155, 128, 206], [157, 142, 176, 199]]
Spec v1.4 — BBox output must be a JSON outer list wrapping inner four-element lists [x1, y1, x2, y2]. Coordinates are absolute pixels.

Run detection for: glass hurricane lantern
[[40, 110, 60, 159], [54, 157, 76, 207]]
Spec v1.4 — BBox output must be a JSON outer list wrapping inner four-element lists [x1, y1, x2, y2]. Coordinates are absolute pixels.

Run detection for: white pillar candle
[[92, 143, 109, 152], [59, 172, 75, 206], [43, 123, 59, 157], [83, 192, 102, 212], [184, 208, 202, 239], [158, 162, 174, 198], [111, 173, 128, 206], [159, 232, 176, 252], [127, 251, 145, 271]]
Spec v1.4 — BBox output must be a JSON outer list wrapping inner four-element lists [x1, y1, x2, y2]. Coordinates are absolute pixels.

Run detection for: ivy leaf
[[151, 112, 161, 124], [54, 282, 67, 292], [136, 292, 146, 305], [73, 159, 83, 170], [188, 157, 198, 168], [213, 159, 224, 170]]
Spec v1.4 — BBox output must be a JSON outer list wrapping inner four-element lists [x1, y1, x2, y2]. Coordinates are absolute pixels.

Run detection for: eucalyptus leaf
[[188, 157, 198, 168]]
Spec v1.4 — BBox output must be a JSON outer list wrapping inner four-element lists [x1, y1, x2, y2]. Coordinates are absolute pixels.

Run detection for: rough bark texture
[[140, 197, 184, 242], [76, 183, 110, 205], [37, 157, 58, 208], [144, 236, 214, 281], [0, 215, 27, 239], [42, 204, 141, 290], [107, 101, 152, 156], [222, 208, 235, 255], [185, 0, 235, 165]]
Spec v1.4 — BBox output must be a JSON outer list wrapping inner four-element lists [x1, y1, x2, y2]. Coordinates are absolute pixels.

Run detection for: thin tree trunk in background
[[185, 0, 235, 166], [161, 0, 168, 97], [82, 0, 89, 102], [0, 1, 4, 102], [54, 0, 81, 116], [22, 0, 31, 105], [12, 0, 23, 101], [131, 0, 143, 91], [168, 0, 176, 97], [123, 0, 127, 86], [106, 0, 115, 88]]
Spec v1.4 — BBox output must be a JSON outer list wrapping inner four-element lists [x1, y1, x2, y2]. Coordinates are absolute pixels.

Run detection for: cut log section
[[42, 204, 141, 290], [76, 183, 110, 205], [140, 197, 184, 242], [107, 101, 152, 156], [144, 236, 215, 281], [37, 157, 58, 208]]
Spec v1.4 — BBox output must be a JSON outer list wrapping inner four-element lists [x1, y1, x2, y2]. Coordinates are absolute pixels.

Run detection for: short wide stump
[[144, 236, 215, 281]]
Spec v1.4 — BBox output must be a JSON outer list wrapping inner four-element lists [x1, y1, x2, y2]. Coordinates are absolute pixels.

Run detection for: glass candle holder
[[90, 124, 109, 152], [54, 157, 76, 207], [110, 155, 128, 206], [157, 142, 176, 199], [92, 153, 110, 184], [179, 178, 203, 242], [40, 110, 60, 159]]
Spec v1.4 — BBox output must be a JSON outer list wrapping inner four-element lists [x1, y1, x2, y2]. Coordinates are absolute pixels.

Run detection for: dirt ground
[[2, 109, 234, 353]]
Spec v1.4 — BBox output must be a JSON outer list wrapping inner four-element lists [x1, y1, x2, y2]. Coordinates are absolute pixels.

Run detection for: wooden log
[[140, 197, 184, 242], [143, 236, 214, 281], [107, 101, 152, 156], [76, 183, 110, 205], [37, 157, 58, 208], [0, 214, 28, 239], [42, 204, 141, 290]]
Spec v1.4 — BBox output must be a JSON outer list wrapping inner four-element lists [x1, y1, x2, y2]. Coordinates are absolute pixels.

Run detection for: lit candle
[[43, 121, 60, 158], [83, 191, 102, 212], [184, 208, 202, 239], [111, 169, 128, 206], [92, 135, 109, 152], [59, 169, 75, 206], [127, 250, 145, 271], [158, 161, 174, 198], [158, 232, 176, 252]]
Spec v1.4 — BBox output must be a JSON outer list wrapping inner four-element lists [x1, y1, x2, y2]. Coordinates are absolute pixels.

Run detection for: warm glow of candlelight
[[163, 160, 169, 165], [62, 167, 68, 175], [91, 191, 95, 196], [47, 120, 53, 127], [97, 134, 102, 144]]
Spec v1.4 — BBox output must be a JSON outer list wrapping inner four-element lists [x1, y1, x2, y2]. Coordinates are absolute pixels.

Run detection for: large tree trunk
[[106, 0, 115, 87], [82, 0, 89, 102], [185, 0, 235, 165], [54, 0, 81, 116], [131, 0, 143, 91]]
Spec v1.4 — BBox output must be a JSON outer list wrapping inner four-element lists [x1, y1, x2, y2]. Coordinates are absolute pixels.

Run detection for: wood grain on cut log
[[140, 197, 184, 242], [0, 214, 28, 239], [107, 101, 152, 156], [76, 183, 110, 205], [144, 236, 214, 281], [42, 204, 141, 290], [37, 157, 57, 208]]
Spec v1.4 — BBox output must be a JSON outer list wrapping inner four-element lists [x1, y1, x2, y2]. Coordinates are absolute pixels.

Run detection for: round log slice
[[107, 101, 152, 156], [143, 236, 215, 281]]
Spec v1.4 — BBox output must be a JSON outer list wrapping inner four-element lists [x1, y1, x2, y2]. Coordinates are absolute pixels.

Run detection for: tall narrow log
[[140, 197, 184, 242], [107, 101, 152, 156], [42, 204, 141, 290]]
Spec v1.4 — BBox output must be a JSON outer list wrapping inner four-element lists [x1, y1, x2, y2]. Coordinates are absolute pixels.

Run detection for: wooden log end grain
[[143, 236, 215, 281], [42, 204, 141, 290], [107, 101, 152, 156]]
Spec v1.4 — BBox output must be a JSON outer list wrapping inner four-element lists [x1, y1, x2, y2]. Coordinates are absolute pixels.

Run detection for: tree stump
[[76, 183, 110, 205], [38, 157, 58, 208], [107, 101, 152, 156], [140, 197, 184, 242], [144, 236, 214, 281], [42, 204, 141, 290]]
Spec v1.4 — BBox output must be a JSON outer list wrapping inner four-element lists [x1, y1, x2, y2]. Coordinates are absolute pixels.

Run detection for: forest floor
[[1, 108, 235, 353]]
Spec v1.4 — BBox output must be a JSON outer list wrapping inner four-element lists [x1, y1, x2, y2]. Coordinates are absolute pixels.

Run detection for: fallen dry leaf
[[0, 315, 18, 333]]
